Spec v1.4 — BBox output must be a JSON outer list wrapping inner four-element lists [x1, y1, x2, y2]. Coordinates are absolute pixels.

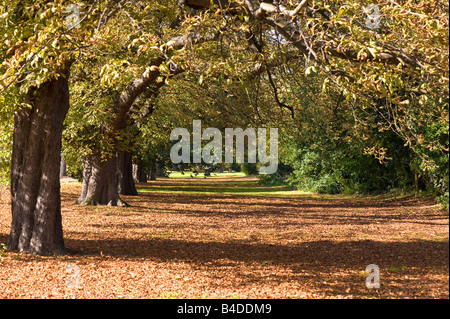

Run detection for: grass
[[60, 172, 427, 202], [139, 173, 428, 202], [138, 179, 417, 201], [387, 265, 408, 273], [139, 173, 332, 198], [167, 171, 247, 179], [137, 184, 293, 196]]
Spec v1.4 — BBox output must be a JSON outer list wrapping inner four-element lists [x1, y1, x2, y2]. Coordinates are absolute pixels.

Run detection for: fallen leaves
[[0, 178, 448, 298]]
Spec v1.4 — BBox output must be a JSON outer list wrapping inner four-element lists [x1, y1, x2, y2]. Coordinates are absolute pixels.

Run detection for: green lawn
[[138, 173, 419, 201], [167, 171, 247, 179], [137, 184, 295, 196]]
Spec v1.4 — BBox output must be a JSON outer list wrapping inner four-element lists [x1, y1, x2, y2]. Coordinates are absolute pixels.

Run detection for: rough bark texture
[[76, 154, 127, 206], [9, 75, 70, 255], [117, 151, 138, 195]]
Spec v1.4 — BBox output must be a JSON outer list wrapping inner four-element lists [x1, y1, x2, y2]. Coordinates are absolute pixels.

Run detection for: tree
[[0, 2, 76, 254], [8, 69, 71, 254], [0, 1, 125, 254], [68, 6, 219, 205]]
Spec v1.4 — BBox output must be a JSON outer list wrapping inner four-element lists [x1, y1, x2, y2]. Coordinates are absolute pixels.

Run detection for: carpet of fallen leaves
[[0, 177, 448, 299]]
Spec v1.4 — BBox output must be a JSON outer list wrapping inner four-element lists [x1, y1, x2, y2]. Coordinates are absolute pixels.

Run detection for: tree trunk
[[9, 75, 69, 255], [60, 157, 67, 178], [76, 154, 127, 206], [117, 150, 138, 195], [155, 162, 163, 177], [133, 163, 147, 183], [149, 169, 156, 181]]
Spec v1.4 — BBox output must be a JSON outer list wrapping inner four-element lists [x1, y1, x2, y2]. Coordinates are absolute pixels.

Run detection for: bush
[[0, 243, 6, 257], [230, 162, 241, 172], [285, 144, 412, 194], [286, 150, 341, 193], [258, 174, 285, 186], [241, 163, 258, 175], [258, 162, 293, 186], [314, 174, 342, 194]]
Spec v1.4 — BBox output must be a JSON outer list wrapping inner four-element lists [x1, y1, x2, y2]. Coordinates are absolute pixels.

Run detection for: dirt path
[[0, 177, 448, 298]]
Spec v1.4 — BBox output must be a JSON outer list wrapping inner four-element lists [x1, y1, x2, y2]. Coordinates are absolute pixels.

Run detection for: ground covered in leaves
[[0, 175, 448, 299]]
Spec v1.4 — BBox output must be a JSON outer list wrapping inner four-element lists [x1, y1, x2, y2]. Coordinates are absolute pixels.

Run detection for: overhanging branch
[[181, 0, 430, 69]]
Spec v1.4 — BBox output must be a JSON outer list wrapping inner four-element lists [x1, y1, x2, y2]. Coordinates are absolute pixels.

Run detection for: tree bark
[[149, 168, 156, 181], [60, 157, 67, 178], [117, 150, 138, 195], [9, 75, 70, 255], [133, 163, 148, 183], [156, 162, 164, 177], [76, 154, 127, 206]]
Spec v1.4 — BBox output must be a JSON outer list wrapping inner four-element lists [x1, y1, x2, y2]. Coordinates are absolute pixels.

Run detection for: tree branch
[[265, 66, 295, 118], [181, 0, 430, 69]]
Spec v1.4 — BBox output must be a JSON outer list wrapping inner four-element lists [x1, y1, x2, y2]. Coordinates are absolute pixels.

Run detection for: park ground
[[0, 173, 448, 299]]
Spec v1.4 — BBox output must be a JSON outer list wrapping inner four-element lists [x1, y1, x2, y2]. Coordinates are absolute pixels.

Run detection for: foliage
[[240, 163, 258, 176], [234, 0, 449, 200], [0, 119, 13, 186], [133, 132, 173, 179], [258, 173, 286, 187], [0, 243, 6, 257], [257, 161, 292, 186], [62, 1, 182, 168], [0, 1, 105, 108]]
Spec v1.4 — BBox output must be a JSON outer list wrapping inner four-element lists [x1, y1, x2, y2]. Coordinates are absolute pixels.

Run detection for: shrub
[[241, 163, 258, 175], [257, 162, 293, 186], [0, 243, 6, 257]]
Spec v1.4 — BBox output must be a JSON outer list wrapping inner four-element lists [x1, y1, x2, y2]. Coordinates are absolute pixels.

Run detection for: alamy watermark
[[65, 4, 80, 29], [66, 263, 82, 289], [365, 264, 380, 289], [170, 120, 278, 174], [364, 4, 381, 29]]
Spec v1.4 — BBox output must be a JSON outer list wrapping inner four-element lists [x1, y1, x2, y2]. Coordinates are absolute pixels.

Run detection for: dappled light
[[0, 177, 447, 298]]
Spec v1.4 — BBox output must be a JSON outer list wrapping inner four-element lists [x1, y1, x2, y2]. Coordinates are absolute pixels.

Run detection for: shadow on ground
[[60, 235, 449, 270]]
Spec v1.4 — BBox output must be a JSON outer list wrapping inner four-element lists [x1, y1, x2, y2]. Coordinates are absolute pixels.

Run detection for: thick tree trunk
[[9, 75, 69, 255], [117, 150, 138, 195], [76, 154, 127, 206]]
